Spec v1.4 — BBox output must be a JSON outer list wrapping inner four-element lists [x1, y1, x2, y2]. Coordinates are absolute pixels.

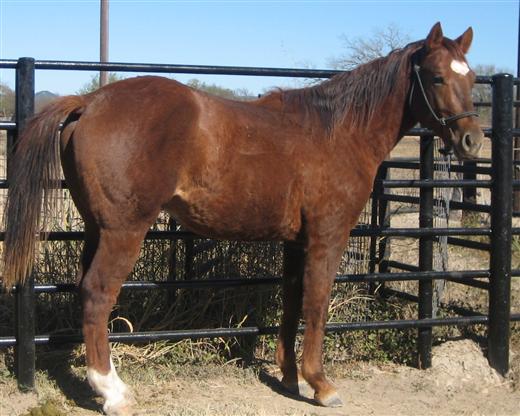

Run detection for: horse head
[[410, 22, 484, 160]]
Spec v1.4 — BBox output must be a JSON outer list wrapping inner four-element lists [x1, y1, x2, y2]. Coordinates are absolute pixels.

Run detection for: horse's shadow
[[41, 351, 318, 410], [37, 346, 101, 413], [257, 368, 316, 406]]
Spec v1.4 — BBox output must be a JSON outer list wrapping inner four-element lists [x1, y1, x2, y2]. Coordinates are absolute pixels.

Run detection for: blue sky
[[0, 0, 518, 95]]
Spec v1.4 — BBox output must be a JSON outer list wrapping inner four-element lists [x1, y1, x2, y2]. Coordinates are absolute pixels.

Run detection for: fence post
[[418, 134, 434, 369], [462, 161, 477, 221], [369, 165, 390, 296], [488, 73, 513, 376], [167, 217, 178, 303], [13, 57, 36, 391], [378, 166, 391, 274], [368, 167, 381, 275], [184, 237, 194, 280], [368, 165, 383, 294]]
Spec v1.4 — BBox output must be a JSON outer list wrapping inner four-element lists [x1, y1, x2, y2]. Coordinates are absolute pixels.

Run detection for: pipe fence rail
[[0, 58, 517, 390]]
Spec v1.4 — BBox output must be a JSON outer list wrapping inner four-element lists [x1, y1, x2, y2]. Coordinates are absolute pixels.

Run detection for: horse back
[[59, 76, 309, 239]]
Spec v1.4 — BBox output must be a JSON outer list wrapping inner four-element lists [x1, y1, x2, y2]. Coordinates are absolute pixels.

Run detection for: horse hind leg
[[80, 228, 146, 416], [276, 241, 311, 396]]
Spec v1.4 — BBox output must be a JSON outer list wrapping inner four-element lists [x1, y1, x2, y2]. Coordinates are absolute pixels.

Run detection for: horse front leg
[[300, 230, 348, 407]]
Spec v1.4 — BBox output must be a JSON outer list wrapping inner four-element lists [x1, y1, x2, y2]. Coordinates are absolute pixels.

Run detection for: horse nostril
[[462, 134, 473, 151]]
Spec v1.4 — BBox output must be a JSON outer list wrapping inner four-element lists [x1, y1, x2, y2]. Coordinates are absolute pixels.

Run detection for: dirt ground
[[1, 339, 519, 416]]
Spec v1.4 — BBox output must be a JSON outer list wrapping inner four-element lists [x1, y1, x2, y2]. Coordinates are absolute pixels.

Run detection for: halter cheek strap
[[410, 64, 479, 127]]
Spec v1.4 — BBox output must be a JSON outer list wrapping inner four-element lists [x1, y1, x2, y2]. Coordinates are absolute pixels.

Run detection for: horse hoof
[[104, 394, 137, 416], [315, 391, 344, 408], [103, 403, 135, 416]]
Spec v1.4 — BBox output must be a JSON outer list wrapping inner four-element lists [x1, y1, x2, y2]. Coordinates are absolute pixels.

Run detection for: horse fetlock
[[300, 367, 341, 406], [281, 375, 313, 397], [87, 359, 136, 415]]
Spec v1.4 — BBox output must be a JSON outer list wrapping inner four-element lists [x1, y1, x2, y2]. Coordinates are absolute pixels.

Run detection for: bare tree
[[77, 72, 124, 95], [0, 83, 15, 118], [186, 79, 253, 100], [329, 23, 411, 70], [472, 64, 512, 126]]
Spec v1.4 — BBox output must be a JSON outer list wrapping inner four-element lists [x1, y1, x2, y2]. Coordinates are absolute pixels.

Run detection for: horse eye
[[433, 76, 444, 85]]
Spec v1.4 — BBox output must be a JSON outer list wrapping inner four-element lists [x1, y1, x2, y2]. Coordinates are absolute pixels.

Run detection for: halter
[[409, 64, 479, 127]]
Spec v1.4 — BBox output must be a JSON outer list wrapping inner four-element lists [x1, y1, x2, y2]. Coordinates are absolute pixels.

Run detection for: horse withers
[[3, 22, 483, 415]]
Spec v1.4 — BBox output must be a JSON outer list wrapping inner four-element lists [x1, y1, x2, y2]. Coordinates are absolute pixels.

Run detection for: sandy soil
[[1, 340, 519, 416]]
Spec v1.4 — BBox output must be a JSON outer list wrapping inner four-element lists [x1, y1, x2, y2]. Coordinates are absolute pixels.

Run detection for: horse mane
[[279, 40, 424, 133]]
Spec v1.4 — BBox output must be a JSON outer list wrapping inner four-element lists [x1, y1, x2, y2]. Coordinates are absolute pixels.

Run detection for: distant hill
[[0, 90, 59, 119], [35, 90, 59, 112]]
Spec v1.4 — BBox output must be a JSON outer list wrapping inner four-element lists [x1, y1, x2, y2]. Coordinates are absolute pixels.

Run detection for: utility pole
[[100, 0, 109, 87]]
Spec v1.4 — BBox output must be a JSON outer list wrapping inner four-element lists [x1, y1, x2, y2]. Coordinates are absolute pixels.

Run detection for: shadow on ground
[[37, 347, 100, 413], [257, 368, 317, 406]]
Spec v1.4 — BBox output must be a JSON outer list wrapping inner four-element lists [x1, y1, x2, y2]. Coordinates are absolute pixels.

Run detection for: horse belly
[[164, 185, 302, 241]]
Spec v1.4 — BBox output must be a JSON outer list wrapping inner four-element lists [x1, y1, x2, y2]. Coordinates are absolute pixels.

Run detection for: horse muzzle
[[450, 128, 484, 160]]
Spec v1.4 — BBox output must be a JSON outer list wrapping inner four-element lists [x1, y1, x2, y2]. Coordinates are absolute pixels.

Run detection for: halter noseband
[[409, 64, 479, 127]]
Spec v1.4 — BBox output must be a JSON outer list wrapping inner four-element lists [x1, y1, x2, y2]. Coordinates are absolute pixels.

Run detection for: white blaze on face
[[87, 357, 135, 414], [450, 60, 470, 76]]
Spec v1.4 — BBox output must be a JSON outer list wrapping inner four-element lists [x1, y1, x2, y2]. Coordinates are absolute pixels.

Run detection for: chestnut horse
[[4, 23, 483, 415]]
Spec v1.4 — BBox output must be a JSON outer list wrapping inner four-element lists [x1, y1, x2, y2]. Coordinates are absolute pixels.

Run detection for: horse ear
[[425, 22, 443, 50], [455, 27, 473, 54]]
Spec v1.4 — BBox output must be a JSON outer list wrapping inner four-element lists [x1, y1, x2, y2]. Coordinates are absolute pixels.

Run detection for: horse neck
[[331, 62, 416, 167]]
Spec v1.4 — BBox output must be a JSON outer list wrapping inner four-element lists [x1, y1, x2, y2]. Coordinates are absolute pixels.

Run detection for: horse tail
[[3, 95, 86, 290]]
